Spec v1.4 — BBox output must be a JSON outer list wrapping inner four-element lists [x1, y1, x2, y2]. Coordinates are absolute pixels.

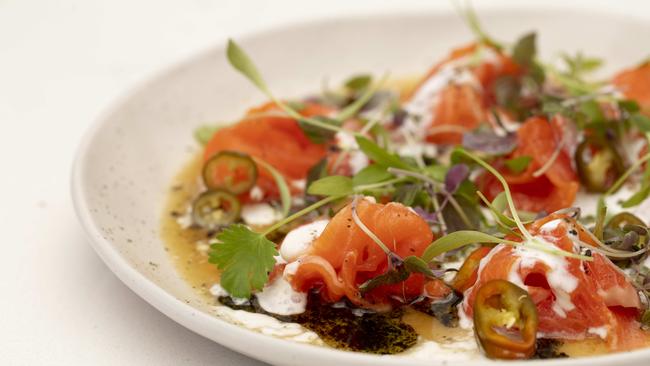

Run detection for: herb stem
[[430, 184, 448, 234], [261, 194, 343, 236], [457, 149, 532, 241], [387, 167, 474, 229], [336, 73, 389, 122], [350, 196, 392, 255], [603, 152, 650, 198], [354, 177, 406, 192], [532, 134, 565, 178]]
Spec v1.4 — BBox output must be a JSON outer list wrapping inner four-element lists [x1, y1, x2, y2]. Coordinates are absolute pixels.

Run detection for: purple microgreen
[[462, 129, 517, 156], [445, 164, 470, 193]]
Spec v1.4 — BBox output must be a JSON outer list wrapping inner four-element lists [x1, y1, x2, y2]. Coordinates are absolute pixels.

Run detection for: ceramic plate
[[72, 7, 650, 366]]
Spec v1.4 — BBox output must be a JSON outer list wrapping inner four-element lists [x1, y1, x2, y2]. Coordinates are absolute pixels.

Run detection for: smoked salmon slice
[[459, 214, 648, 351], [404, 43, 520, 144], [613, 62, 650, 115], [477, 116, 579, 213], [289, 198, 435, 307], [203, 102, 332, 201]]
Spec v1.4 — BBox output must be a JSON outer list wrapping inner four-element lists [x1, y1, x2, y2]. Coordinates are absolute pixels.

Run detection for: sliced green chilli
[[575, 138, 625, 193], [192, 190, 241, 230], [203, 151, 258, 194]]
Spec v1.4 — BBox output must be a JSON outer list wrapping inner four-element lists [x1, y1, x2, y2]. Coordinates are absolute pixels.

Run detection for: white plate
[[72, 7, 650, 366]]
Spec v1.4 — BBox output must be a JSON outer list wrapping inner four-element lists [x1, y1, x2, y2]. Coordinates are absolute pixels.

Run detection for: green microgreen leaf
[[631, 114, 650, 132], [453, 147, 530, 238], [305, 158, 328, 193], [352, 164, 391, 186], [619, 149, 650, 208], [344, 74, 372, 92], [453, 0, 502, 49], [227, 39, 273, 96], [580, 100, 606, 123], [423, 164, 449, 182], [307, 176, 354, 197], [194, 125, 221, 145], [393, 183, 422, 206], [358, 254, 409, 294], [561, 52, 603, 79], [478, 191, 533, 230], [355, 136, 413, 170], [254, 158, 291, 217], [621, 185, 650, 208], [619, 99, 640, 114], [512, 32, 537, 67], [403, 256, 437, 278], [454, 148, 591, 261], [504, 156, 532, 174], [209, 224, 278, 298], [604, 152, 650, 200], [359, 254, 438, 295], [336, 74, 388, 122], [227, 39, 350, 140], [299, 115, 343, 144], [422, 230, 518, 263], [593, 203, 607, 240]]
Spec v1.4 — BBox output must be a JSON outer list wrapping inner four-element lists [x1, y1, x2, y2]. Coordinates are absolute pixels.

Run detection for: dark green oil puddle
[[219, 293, 417, 354]]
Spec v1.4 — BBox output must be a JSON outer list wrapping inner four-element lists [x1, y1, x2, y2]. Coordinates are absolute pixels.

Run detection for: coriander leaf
[[254, 158, 291, 217], [209, 224, 278, 298], [512, 32, 536, 67], [227, 39, 272, 97], [307, 175, 354, 197], [352, 164, 391, 186], [194, 125, 221, 145], [299, 115, 342, 144], [344, 74, 372, 92], [355, 136, 413, 170], [504, 156, 532, 173]]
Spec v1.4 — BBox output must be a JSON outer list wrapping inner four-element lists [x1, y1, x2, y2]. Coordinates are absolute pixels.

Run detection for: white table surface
[[1, 0, 648, 365]]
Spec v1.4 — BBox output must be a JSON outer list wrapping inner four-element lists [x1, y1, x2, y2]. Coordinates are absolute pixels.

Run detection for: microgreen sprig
[[227, 39, 387, 141]]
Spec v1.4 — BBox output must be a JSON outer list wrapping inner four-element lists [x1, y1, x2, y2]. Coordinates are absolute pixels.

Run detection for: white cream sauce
[[256, 267, 308, 316], [213, 306, 321, 343], [401, 45, 501, 138], [240, 203, 283, 226], [280, 219, 329, 262], [400, 337, 480, 361], [335, 131, 369, 174]]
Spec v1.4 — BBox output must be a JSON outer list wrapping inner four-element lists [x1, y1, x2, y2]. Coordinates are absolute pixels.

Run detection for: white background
[[1, 0, 649, 365]]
